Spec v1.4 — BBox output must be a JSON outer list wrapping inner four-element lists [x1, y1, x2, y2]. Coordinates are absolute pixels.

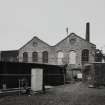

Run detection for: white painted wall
[[31, 68, 43, 91]]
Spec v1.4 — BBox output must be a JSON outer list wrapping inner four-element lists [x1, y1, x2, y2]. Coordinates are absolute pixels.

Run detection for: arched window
[[69, 51, 76, 64], [32, 52, 38, 62], [42, 51, 48, 63], [57, 51, 64, 65], [82, 49, 89, 63], [23, 52, 28, 62]]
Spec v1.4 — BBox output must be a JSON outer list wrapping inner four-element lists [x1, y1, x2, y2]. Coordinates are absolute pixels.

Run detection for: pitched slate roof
[[19, 33, 96, 50], [53, 33, 96, 47], [19, 36, 51, 50]]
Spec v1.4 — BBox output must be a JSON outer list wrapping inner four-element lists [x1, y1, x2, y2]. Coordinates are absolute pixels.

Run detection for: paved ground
[[0, 82, 105, 105]]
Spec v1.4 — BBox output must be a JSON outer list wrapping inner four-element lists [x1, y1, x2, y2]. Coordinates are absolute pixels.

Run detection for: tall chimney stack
[[86, 22, 90, 42]]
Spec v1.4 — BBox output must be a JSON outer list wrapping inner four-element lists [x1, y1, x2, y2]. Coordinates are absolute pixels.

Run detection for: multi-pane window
[[42, 51, 48, 63], [23, 52, 28, 62], [69, 51, 76, 64], [32, 52, 38, 62], [57, 51, 64, 65], [82, 49, 89, 62]]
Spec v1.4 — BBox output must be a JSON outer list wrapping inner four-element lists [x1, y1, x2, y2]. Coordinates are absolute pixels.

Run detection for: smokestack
[[86, 22, 90, 42]]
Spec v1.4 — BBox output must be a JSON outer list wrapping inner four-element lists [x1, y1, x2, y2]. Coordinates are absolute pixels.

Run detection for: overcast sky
[[0, 0, 105, 52]]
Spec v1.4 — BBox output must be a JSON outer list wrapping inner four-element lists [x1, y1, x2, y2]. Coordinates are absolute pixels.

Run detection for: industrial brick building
[[0, 23, 96, 69]]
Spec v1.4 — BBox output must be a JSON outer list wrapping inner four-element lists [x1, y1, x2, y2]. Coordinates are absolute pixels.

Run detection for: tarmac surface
[[0, 82, 105, 105]]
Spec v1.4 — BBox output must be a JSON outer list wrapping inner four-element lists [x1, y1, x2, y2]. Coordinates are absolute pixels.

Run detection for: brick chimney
[[86, 22, 90, 42]]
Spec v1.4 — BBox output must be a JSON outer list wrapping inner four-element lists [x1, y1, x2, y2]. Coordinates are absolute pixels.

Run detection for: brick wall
[[54, 33, 96, 68], [19, 34, 96, 69], [19, 37, 56, 64]]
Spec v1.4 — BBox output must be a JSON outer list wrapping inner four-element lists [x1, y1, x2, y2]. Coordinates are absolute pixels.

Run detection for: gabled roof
[[53, 33, 96, 47], [19, 36, 51, 50], [19, 33, 96, 50]]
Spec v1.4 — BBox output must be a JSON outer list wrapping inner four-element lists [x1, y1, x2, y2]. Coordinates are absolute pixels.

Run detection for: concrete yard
[[0, 82, 105, 105]]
